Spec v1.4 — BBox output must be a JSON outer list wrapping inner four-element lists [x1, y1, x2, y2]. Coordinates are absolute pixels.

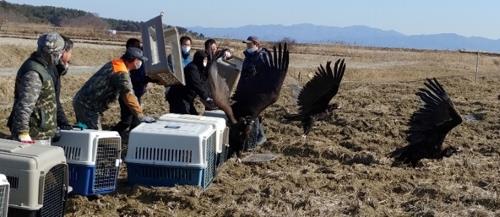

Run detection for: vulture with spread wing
[[391, 78, 462, 166], [284, 59, 346, 137], [209, 43, 289, 157]]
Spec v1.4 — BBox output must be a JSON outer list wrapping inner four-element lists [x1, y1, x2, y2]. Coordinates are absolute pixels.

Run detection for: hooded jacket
[[167, 51, 211, 103]]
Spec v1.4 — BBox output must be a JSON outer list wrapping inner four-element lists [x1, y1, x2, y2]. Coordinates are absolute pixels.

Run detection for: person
[[7, 32, 65, 145], [166, 50, 217, 115], [52, 34, 74, 130], [165, 36, 194, 102], [204, 38, 232, 62], [112, 38, 156, 134], [73, 47, 155, 130], [241, 35, 271, 147], [180, 36, 193, 67]]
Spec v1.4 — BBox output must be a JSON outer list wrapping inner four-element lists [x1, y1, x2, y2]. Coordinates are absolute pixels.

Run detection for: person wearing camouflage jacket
[[7, 32, 65, 144], [72, 47, 155, 130]]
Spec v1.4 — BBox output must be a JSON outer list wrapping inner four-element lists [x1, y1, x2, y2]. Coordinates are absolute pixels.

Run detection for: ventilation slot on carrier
[[135, 147, 193, 163], [6, 176, 18, 189]]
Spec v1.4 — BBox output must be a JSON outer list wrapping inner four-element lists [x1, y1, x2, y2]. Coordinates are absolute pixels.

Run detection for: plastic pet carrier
[[159, 113, 230, 168], [0, 139, 68, 217], [203, 110, 228, 121], [216, 56, 242, 93], [142, 14, 185, 86], [52, 129, 121, 196], [126, 121, 217, 189], [0, 174, 9, 217], [202, 110, 231, 163]]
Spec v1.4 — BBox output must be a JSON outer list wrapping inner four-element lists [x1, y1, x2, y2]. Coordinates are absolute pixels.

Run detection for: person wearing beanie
[[7, 32, 65, 145]]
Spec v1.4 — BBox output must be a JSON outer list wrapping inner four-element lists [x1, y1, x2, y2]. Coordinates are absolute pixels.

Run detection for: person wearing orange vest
[[72, 47, 155, 129]]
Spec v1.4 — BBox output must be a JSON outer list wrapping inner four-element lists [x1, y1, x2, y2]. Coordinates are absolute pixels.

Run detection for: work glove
[[18, 132, 34, 144], [75, 122, 88, 130], [140, 116, 156, 123]]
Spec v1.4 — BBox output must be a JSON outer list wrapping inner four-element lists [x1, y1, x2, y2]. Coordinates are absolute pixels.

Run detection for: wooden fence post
[[475, 51, 479, 82]]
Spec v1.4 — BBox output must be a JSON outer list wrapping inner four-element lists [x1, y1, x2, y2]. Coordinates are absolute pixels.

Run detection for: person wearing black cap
[[73, 47, 155, 130], [166, 50, 217, 115], [240, 35, 271, 146], [112, 38, 156, 135]]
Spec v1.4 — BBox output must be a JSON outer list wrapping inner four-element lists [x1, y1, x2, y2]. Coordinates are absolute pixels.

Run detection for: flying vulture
[[391, 78, 463, 166], [284, 59, 346, 138], [208, 43, 289, 157]]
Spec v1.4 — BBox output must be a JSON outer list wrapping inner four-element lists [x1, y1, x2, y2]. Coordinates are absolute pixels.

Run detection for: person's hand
[[224, 50, 232, 59], [140, 116, 156, 123], [18, 132, 34, 144]]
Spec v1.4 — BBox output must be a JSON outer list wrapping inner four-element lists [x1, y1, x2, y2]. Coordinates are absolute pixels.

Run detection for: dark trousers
[[112, 95, 142, 133], [167, 97, 198, 115]]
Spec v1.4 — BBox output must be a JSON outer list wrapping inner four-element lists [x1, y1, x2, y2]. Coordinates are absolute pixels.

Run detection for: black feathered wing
[[297, 59, 346, 116], [231, 43, 290, 119], [407, 78, 462, 147], [207, 61, 237, 124]]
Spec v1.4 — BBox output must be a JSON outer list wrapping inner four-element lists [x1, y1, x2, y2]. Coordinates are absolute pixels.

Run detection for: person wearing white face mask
[[113, 38, 165, 135], [7, 32, 65, 144], [166, 50, 217, 115], [239, 35, 271, 147], [180, 36, 193, 67], [73, 46, 156, 130]]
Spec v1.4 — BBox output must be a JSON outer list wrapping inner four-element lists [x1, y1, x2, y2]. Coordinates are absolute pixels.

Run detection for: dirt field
[[0, 36, 499, 217]]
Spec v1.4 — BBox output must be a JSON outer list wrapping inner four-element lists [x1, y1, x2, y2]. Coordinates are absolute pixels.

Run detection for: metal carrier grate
[[40, 164, 67, 217], [0, 184, 8, 217], [93, 137, 121, 192], [203, 133, 217, 188]]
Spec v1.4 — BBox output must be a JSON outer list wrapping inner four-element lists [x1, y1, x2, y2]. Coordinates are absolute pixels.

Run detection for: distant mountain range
[[189, 23, 500, 52]]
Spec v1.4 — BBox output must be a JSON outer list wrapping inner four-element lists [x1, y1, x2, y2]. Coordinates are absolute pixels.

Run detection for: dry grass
[[0, 35, 499, 217]]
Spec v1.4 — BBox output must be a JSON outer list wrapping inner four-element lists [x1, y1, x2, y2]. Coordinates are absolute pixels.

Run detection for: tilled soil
[[56, 75, 499, 217], [0, 36, 498, 216]]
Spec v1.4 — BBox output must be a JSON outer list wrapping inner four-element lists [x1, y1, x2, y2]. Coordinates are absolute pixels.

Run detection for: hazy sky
[[6, 0, 500, 39]]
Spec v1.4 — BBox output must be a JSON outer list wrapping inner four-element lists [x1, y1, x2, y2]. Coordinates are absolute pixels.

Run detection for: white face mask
[[203, 60, 208, 67], [181, 46, 191, 53], [135, 60, 143, 69], [246, 47, 258, 53]]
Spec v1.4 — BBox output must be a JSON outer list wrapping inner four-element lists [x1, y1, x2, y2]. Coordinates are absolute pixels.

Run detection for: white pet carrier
[[52, 129, 121, 196], [0, 174, 9, 217], [0, 139, 67, 217], [142, 14, 185, 86], [203, 110, 228, 121], [159, 113, 228, 154], [125, 121, 217, 189]]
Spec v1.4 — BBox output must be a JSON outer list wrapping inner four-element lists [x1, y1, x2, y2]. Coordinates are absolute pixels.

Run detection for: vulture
[[284, 59, 346, 137], [208, 43, 289, 157], [391, 78, 463, 166]]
